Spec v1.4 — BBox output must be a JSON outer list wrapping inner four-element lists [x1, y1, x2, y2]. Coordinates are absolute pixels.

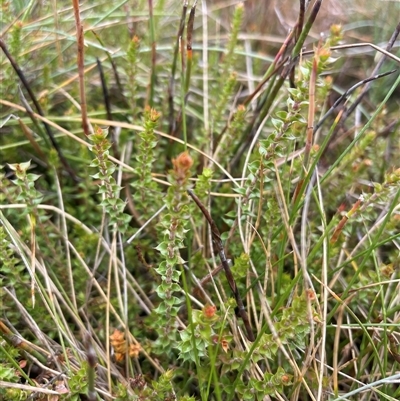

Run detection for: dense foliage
[[1, 1, 400, 400]]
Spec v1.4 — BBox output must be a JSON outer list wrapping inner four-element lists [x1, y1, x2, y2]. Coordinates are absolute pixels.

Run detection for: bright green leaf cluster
[[259, 88, 307, 165], [89, 127, 131, 233], [67, 364, 89, 400], [254, 294, 311, 362], [8, 161, 43, 216], [226, 367, 292, 400], [219, 293, 312, 396], [237, 87, 307, 221], [152, 152, 193, 353], [132, 106, 161, 220], [231, 252, 250, 279], [177, 307, 219, 362]]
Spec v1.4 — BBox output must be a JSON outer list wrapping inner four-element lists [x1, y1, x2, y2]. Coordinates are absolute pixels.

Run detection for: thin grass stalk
[[72, 0, 90, 137], [148, 0, 156, 106], [0, 98, 240, 188], [53, 167, 76, 310], [296, 0, 306, 42], [227, 29, 292, 168], [68, 244, 162, 374], [274, 163, 304, 296], [0, 39, 77, 181], [319, 72, 400, 187], [332, 373, 400, 401], [0, 339, 36, 386], [332, 303, 345, 396], [21, 260, 80, 371], [96, 58, 119, 158], [185, 1, 196, 94], [291, 0, 322, 59], [257, 58, 304, 146], [371, 250, 389, 393], [313, 69, 396, 133], [201, 0, 210, 137], [243, 58, 285, 107], [91, 30, 124, 96], [168, 1, 188, 134], [21, 0, 36, 22], [289, 70, 396, 231], [327, 187, 400, 324], [254, 28, 295, 108], [314, 170, 329, 401], [17, 118, 48, 164], [105, 250, 112, 391], [0, 320, 48, 367], [318, 277, 386, 378], [180, 36, 188, 150], [303, 53, 317, 170], [17, 87, 49, 147], [339, 21, 400, 126], [298, 178, 321, 383], [94, 0, 127, 26], [51, 0, 63, 68], [254, 0, 323, 140], [2, 283, 65, 373]]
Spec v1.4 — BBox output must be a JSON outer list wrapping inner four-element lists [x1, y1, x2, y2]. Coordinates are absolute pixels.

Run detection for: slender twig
[[254, 0, 323, 127], [290, 0, 306, 87], [187, 189, 255, 342], [180, 35, 187, 150], [291, 0, 322, 58], [339, 22, 400, 125], [185, 0, 197, 94], [72, 0, 90, 137], [168, 1, 188, 135], [96, 58, 112, 123], [91, 30, 125, 99], [148, 0, 156, 106], [291, 69, 397, 210], [0, 38, 78, 182], [228, 23, 300, 170], [296, 0, 306, 43], [17, 86, 51, 150], [17, 118, 48, 164], [96, 58, 119, 158], [314, 69, 397, 133], [302, 42, 400, 65], [303, 48, 318, 169]]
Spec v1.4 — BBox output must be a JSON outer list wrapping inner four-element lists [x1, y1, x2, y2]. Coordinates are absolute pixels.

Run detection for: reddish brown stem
[[331, 197, 363, 243]]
